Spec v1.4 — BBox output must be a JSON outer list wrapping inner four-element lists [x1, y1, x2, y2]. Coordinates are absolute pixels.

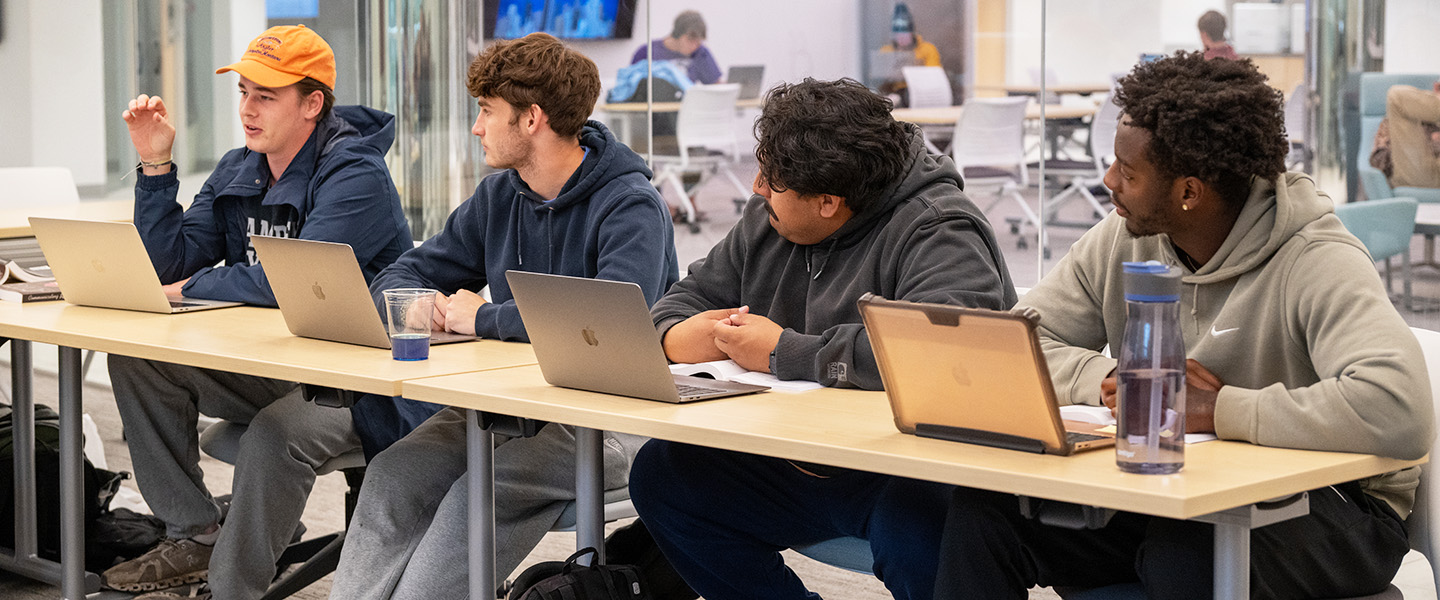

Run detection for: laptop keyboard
[[1066, 431, 1108, 444], [676, 383, 730, 398]]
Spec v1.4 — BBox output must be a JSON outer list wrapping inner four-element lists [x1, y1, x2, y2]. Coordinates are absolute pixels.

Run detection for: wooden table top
[[0, 199, 137, 239], [974, 83, 1112, 96], [403, 365, 1421, 520], [0, 302, 536, 396], [599, 98, 765, 113], [892, 104, 1097, 125]]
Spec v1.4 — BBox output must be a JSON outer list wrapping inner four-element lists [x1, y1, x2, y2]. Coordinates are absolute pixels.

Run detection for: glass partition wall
[[92, 1, 1427, 284]]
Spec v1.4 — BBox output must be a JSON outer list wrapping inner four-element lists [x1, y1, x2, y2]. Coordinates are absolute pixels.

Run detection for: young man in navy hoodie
[[103, 26, 414, 600], [327, 33, 679, 599], [629, 78, 1016, 600]]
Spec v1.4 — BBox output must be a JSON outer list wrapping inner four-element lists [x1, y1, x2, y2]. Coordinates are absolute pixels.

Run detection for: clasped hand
[[663, 306, 783, 372], [1100, 358, 1222, 434], [429, 289, 487, 336]]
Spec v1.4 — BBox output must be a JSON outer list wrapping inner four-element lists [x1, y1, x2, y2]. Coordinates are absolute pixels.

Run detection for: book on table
[[0, 280, 62, 303], [668, 359, 823, 393], [0, 236, 59, 302], [1058, 404, 1218, 444], [0, 237, 55, 283]]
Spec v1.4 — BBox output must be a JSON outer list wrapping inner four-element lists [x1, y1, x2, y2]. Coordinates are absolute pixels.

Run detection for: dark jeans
[[629, 440, 953, 600], [933, 481, 1410, 600]]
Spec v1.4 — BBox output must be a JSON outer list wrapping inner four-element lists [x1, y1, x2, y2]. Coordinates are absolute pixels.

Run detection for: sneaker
[[102, 538, 212, 592], [134, 584, 211, 599]]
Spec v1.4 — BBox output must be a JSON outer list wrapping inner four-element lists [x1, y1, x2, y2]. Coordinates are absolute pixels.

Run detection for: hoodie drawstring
[[806, 240, 839, 281], [515, 197, 525, 268], [1190, 283, 1200, 332]]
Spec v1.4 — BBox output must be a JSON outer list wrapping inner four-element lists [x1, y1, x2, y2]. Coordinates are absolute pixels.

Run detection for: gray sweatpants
[[329, 406, 640, 600], [109, 355, 362, 600]]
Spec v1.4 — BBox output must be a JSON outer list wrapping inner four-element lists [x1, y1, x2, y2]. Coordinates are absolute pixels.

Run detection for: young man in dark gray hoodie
[[629, 77, 1016, 600]]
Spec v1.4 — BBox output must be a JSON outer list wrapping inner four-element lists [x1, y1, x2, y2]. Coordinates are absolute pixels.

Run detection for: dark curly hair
[[1113, 51, 1288, 208], [466, 33, 600, 138], [753, 78, 911, 213]]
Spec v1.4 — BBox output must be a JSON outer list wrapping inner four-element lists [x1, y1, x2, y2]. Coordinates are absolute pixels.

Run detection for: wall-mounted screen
[[485, 0, 635, 40], [266, 0, 319, 20]]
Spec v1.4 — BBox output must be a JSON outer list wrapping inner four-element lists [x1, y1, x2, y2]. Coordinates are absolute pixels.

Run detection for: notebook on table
[[28, 217, 242, 314], [725, 65, 766, 100], [250, 235, 476, 348], [506, 270, 768, 403], [858, 294, 1113, 455]]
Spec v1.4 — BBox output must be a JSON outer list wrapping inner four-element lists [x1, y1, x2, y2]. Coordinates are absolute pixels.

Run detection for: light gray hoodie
[[1019, 172, 1433, 516]]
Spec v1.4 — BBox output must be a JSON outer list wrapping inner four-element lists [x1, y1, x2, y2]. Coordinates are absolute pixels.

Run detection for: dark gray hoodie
[[652, 125, 1017, 390]]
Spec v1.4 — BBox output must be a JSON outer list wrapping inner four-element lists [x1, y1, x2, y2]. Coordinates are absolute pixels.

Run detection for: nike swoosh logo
[[1210, 325, 1239, 337]]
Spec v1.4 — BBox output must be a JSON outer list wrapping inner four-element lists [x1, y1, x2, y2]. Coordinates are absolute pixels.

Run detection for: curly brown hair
[[466, 33, 600, 138], [1113, 51, 1288, 207], [753, 78, 910, 213]]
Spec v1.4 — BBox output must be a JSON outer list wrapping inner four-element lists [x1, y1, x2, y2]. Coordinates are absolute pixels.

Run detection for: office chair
[[649, 83, 752, 233], [1027, 92, 1119, 238], [1334, 197, 1418, 311], [902, 66, 955, 153], [952, 97, 1037, 247]]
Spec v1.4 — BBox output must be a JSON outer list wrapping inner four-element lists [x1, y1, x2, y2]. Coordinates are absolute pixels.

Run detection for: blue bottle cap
[[1122, 261, 1181, 302]]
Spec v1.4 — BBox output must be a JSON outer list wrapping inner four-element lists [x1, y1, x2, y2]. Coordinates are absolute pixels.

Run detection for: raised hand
[[121, 94, 176, 166]]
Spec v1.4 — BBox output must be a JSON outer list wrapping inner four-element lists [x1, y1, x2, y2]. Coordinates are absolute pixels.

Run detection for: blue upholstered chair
[[1355, 73, 1440, 205], [1334, 197, 1419, 310]]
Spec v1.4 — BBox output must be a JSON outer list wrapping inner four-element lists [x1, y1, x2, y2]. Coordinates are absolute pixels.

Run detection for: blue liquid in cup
[[391, 333, 431, 361]]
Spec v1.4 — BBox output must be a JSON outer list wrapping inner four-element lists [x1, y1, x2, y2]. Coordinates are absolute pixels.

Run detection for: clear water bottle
[[1116, 261, 1185, 474]]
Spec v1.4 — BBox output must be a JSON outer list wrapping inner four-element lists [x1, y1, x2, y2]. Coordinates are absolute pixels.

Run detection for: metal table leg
[[575, 427, 604, 564], [11, 340, 37, 560], [467, 410, 496, 600], [58, 346, 85, 599], [0, 342, 100, 594], [1212, 521, 1249, 600], [1195, 492, 1310, 600]]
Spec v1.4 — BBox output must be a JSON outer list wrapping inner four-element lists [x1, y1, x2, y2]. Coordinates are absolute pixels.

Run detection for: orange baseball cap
[[216, 25, 336, 89]]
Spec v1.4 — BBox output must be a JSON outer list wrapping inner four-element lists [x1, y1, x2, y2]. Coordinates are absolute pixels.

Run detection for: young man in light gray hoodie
[[629, 77, 1017, 600], [934, 52, 1433, 600]]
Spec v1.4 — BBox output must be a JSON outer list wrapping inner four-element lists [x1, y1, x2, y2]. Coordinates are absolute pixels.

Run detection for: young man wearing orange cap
[[103, 25, 413, 600]]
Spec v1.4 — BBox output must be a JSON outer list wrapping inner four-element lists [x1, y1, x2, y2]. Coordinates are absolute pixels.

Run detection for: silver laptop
[[251, 235, 476, 349], [506, 270, 768, 403], [28, 217, 242, 314], [859, 294, 1114, 455], [725, 65, 765, 100]]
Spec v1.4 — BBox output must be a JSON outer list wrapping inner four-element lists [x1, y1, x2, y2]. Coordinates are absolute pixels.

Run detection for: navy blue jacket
[[351, 120, 681, 458], [133, 105, 412, 306]]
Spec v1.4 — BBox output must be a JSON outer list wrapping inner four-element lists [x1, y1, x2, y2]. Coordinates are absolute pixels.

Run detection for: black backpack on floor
[[504, 547, 648, 600], [603, 519, 698, 600], [0, 402, 138, 571]]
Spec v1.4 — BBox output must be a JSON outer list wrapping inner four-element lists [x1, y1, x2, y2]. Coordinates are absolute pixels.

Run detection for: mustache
[[763, 199, 779, 221]]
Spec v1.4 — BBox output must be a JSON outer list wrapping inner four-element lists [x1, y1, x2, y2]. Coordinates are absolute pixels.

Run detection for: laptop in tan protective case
[[858, 294, 1113, 455]]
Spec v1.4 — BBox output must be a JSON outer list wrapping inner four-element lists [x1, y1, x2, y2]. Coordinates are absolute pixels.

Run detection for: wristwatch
[[768, 347, 779, 375]]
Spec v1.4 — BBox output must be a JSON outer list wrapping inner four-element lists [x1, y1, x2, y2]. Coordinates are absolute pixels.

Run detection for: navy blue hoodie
[[352, 120, 680, 457], [133, 105, 412, 306]]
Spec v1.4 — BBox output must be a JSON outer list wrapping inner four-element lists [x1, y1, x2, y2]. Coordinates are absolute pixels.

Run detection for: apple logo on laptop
[[311, 282, 326, 300], [91, 260, 105, 273], [581, 327, 599, 347], [951, 364, 971, 386]]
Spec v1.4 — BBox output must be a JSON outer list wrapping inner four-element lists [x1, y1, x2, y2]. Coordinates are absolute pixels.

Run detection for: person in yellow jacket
[[877, 3, 941, 106], [881, 3, 941, 68]]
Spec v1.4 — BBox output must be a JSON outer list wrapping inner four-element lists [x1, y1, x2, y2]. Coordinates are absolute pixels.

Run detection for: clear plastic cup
[[383, 288, 437, 361]]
